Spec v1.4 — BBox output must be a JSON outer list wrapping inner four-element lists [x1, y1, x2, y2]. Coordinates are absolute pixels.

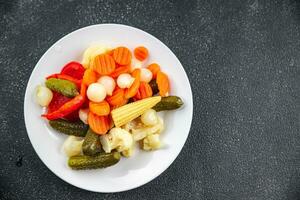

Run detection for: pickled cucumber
[[45, 78, 78, 97], [152, 96, 183, 112], [82, 129, 103, 156], [68, 152, 121, 170], [49, 119, 88, 137], [149, 79, 159, 94]]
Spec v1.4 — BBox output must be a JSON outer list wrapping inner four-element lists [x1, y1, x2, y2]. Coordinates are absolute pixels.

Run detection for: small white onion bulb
[[141, 109, 158, 126], [117, 73, 135, 89], [35, 85, 53, 107], [87, 83, 106, 102], [97, 76, 116, 96], [140, 68, 153, 83], [79, 108, 89, 124]]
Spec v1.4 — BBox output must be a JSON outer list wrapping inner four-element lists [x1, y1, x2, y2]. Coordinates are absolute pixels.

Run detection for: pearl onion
[[97, 76, 116, 96], [87, 83, 106, 102], [141, 109, 158, 126], [140, 68, 153, 83], [79, 108, 89, 124], [130, 58, 143, 72], [117, 73, 135, 89], [35, 85, 53, 107]]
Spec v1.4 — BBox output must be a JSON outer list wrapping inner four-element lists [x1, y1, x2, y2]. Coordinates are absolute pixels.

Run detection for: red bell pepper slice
[[46, 73, 82, 88], [61, 61, 85, 80], [42, 95, 84, 120]]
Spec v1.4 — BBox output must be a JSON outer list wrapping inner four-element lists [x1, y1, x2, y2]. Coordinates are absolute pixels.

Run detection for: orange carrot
[[89, 100, 110, 116], [106, 87, 126, 106], [82, 69, 98, 86], [156, 71, 170, 97], [110, 65, 130, 78], [113, 46, 132, 65], [139, 82, 153, 99], [91, 54, 116, 75], [110, 98, 128, 110], [124, 69, 141, 99], [147, 63, 161, 79], [134, 46, 148, 61], [80, 82, 87, 98], [88, 112, 110, 135], [107, 49, 114, 56]]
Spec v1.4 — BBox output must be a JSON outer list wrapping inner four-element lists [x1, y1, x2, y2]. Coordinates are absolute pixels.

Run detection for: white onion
[[35, 85, 53, 107], [140, 68, 153, 83], [87, 83, 106, 102], [97, 76, 116, 96], [141, 109, 158, 126], [117, 73, 135, 88], [79, 108, 89, 124]]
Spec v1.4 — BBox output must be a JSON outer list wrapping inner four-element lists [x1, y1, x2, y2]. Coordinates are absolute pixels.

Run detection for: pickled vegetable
[[45, 78, 78, 98], [82, 129, 102, 156], [152, 96, 183, 112], [49, 119, 88, 137], [68, 152, 121, 170], [149, 79, 159, 94]]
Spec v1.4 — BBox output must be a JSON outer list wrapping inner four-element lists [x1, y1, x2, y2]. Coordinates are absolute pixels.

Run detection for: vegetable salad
[[35, 44, 183, 170]]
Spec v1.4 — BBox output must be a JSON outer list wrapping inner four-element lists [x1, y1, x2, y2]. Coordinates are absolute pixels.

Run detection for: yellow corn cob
[[111, 96, 161, 127]]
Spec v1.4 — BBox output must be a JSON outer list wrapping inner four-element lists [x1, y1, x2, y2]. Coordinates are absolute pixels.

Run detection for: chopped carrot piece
[[110, 98, 128, 110], [139, 82, 153, 99], [80, 82, 87, 98], [91, 54, 116, 75], [88, 112, 110, 135], [106, 87, 126, 106], [134, 46, 148, 61], [124, 69, 141, 99], [156, 71, 170, 97], [82, 69, 98, 86], [147, 63, 161, 79], [107, 49, 114, 56], [89, 100, 110, 116], [110, 65, 130, 78], [113, 47, 132, 65]]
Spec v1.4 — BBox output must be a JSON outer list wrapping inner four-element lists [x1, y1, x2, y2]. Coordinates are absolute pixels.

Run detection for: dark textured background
[[0, 0, 300, 199]]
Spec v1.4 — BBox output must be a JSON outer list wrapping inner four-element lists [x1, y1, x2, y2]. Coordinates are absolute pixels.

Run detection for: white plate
[[24, 24, 193, 193]]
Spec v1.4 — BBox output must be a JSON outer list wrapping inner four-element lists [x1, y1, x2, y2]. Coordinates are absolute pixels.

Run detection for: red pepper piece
[[42, 95, 84, 120], [61, 61, 85, 80], [46, 73, 82, 88]]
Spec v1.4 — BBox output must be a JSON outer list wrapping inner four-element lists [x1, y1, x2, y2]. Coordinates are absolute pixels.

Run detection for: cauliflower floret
[[121, 145, 135, 157], [100, 128, 133, 154], [63, 136, 84, 157], [81, 44, 111, 68], [142, 134, 161, 151], [131, 116, 164, 141]]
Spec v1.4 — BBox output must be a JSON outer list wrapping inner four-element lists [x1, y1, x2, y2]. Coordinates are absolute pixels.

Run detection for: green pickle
[[152, 96, 184, 112], [149, 79, 159, 94], [49, 119, 88, 137], [68, 152, 121, 170], [82, 129, 103, 156], [45, 78, 78, 97]]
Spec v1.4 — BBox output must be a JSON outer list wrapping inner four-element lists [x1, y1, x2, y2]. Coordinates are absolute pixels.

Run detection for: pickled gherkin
[[82, 129, 103, 156], [49, 119, 88, 137], [68, 152, 121, 170], [152, 96, 183, 112], [45, 78, 78, 97]]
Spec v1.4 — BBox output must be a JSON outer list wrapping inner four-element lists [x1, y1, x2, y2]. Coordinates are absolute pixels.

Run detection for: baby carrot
[[134, 46, 148, 61], [88, 112, 110, 135], [91, 54, 116, 75], [156, 71, 170, 97], [89, 100, 110, 116], [113, 47, 132, 65], [124, 69, 141, 99], [147, 63, 161, 79]]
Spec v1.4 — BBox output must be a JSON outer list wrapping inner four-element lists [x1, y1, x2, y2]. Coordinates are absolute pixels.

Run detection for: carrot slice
[[89, 100, 110, 116], [110, 98, 128, 110], [134, 46, 148, 61], [107, 49, 114, 56], [139, 82, 153, 99], [82, 69, 98, 86], [91, 54, 116, 75], [88, 112, 110, 135], [113, 47, 132, 65], [110, 65, 130, 78], [147, 63, 161, 79], [156, 71, 170, 97], [124, 69, 141, 99], [106, 87, 125, 106]]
